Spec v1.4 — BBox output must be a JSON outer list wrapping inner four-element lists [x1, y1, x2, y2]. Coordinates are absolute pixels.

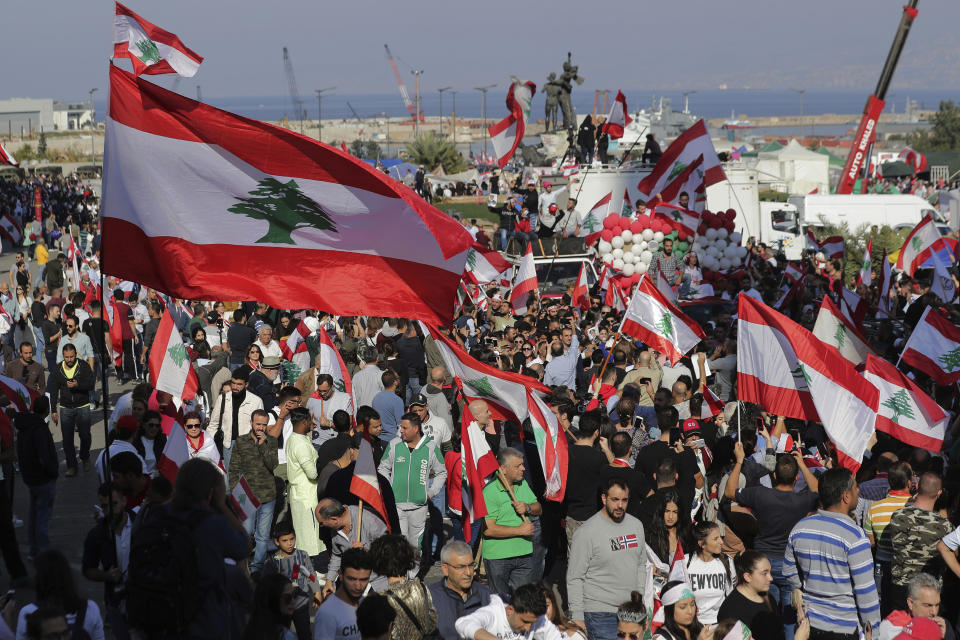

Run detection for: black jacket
[[15, 411, 58, 485], [428, 579, 492, 640], [248, 370, 278, 412], [48, 359, 95, 409]]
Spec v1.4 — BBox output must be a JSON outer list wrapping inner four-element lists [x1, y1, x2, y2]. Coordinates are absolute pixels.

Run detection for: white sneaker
[[12, 515, 23, 528]]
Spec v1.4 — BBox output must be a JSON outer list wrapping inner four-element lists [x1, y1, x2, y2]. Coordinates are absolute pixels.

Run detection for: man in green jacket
[[228, 409, 279, 573], [378, 412, 446, 575]]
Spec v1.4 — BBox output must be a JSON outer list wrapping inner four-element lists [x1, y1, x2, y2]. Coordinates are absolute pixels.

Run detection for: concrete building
[[53, 101, 94, 131], [0, 98, 54, 136]]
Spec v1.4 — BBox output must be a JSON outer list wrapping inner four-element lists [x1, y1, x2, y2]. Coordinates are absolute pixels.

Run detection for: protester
[[369, 534, 438, 640], [16, 549, 106, 640], [454, 581, 560, 640], [313, 548, 372, 640], [261, 520, 323, 640]]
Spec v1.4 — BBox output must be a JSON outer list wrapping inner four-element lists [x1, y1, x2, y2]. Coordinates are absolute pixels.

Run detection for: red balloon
[[630, 273, 642, 284], [600, 229, 614, 242], [620, 216, 633, 230], [612, 226, 622, 236], [724, 220, 736, 232], [710, 217, 724, 229], [678, 230, 688, 242], [698, 223, 708, 235], [725, 208, 736, 219], [630, 221, 644, 234], [603, 214, 619, 229]]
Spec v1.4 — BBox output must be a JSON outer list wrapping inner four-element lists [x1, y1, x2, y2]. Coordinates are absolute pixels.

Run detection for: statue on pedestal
[[542, 72, 562, 131], [557, 52, 584, 132]]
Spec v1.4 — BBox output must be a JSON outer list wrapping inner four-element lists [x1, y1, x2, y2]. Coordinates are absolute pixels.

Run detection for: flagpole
[[736, 400, 741, 441], [498, 470, 527, 522], [616, 125, 648, 168], [594, 334, 618, 396], [356, 499, 364, 544]]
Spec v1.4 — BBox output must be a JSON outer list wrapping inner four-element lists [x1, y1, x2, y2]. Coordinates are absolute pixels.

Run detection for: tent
[[814, 146, 845, 167], [756, 139, 830, 194], [760, 140, 784, 152]]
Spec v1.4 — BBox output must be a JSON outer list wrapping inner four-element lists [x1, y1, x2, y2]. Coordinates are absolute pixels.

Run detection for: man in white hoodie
[[455, 582, 563, 640]]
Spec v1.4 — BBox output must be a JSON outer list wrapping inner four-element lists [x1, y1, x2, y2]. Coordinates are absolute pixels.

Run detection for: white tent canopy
[[755, 139, 829, 195]]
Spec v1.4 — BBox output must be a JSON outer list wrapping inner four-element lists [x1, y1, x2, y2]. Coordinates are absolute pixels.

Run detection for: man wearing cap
[[538, 203, 561, 239], [228, 409, 279, 573], [538, 181, 565, 230], [248, 355, 282, 411]]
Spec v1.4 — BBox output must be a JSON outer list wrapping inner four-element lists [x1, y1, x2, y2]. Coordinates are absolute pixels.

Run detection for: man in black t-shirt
[[635, 406, 701, 510], [562, 411, 607, 550], [39, 304, 62, 372], [82, 301, 111, 409], [226, 307, 257, 369]]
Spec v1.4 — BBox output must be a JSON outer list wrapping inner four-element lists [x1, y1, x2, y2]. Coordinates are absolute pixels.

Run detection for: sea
[[91, 88, 960, 125]]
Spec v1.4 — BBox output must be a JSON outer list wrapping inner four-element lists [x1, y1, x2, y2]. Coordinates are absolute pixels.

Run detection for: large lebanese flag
[[619, 276, 705, 365], [527, 389, 568, 501], [511, 243, 537, 315], [637, 120, 725, 198], [464, 242, 512, 286], [863, 354, 947, 451], [812, 295, 872, 365], [737, 295, 879, 470], [489, 80, 536, 169], [457, 399, 500, 542], [422, 322, 550, 424], [102, 66, 472, 325], [896, 214, 948, 275], [350, 437, 392, 531], [657, 154, 706, 213], [113, 2, 203, 77], [0, 374, 41, 412], [0, 142, 18, 167], [601, 90, 632, 139], [899, 306, 960, 385], [148, 307, 200, 402], [653, 203, 700, 239]]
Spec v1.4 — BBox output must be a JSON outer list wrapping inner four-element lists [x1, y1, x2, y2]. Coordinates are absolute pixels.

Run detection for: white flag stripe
[[812, 297, 871, 365]]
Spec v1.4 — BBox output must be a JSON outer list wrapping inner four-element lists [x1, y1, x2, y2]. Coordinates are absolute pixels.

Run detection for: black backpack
[[126, 505, 208, 635]]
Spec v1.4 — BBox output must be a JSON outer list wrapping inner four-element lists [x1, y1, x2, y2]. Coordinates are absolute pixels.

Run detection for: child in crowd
[[261, 522, 324, 640]]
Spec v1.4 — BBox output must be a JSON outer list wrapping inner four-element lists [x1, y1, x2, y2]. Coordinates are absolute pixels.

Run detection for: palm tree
[[405, 132, 466, 173]]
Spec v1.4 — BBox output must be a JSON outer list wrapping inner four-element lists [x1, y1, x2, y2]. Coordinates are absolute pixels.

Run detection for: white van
[[786, 194, 945, 233]]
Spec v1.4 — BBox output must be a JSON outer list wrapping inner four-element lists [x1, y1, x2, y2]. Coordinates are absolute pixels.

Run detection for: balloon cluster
[[691, 209, 745, 273], [596, 214, 692, 277]]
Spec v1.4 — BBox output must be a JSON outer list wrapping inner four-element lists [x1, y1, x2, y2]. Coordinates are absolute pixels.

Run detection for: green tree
[[813, 220, 908, 284], [37, 132, 47, 157], [906, 100, 960, 151], [833, 323, 846, 349], [464, 376, 497, 399], [881, 388, 915, 422], [228, 177, 337, 244], [405, 132, 466, 173], [349, 139, 382, 159], [938, 345, 960, 372]]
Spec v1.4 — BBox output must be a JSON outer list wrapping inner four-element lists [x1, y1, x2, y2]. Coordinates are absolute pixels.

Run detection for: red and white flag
[[930, 249, 956, 304], [0, 374, 40, 411], [280, 319, 311, 362], [806, 229, 820, 253], [653, 203, 700, 239], [318, 325, 353, 401], [571, 263, 590, 311], [456, 399, 499, 542], [511, 242, 537, 315], [619, 276, 705, 365], [784, 262, 804, 284], [230, 475, 261, 522], [657, 267, 678, 303], [464, 242, 512, 286], [820, 236, 845, 261], [899, 306, 960, 385], [857, 238, 873, 287], [601, 90, 632, 139], [863, 354, 947, 451], [579, 193, 609, 246], [561, 162, 580, 177], [113, 2, 203, 77], [0, 214, 23, 246], [0, 142, 18, 167], [101, 66, 472, 325], [148, 307, 199, 402], [877, 248, 894, 318], [350, 437, 392, 531], [606, 281, 627, 312], [637, 120, 725, 199], [488, 79, 536, 169], [840, 288, 868, 326], [896, 214, 948, 276], [656, 154, 706, 214], [737, 295, 878, 470], [526, 390, 569, 501], [813, 295, 872, 365], [774, 275, 805, 311], [156, 420, 223, 481]]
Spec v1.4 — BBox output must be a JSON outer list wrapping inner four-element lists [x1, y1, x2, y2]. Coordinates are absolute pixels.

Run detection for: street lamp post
[[475, 84, 496, 158], [315, 87, 336, 143], [411, 70, 424, 138], [450, 90, 457, 149], [88, 88, 97, 164], [437, 87, 451, 137]]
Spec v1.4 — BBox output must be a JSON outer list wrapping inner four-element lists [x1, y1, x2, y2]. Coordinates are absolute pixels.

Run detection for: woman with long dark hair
[[654, 580, 704, 640], [370, 534, 437, 640], [684, 522, 736, 625], [241, 573, 296, 640], [717, 551, 792, 640], [15, 549, 105, 639], [647, 490, 693, 591]]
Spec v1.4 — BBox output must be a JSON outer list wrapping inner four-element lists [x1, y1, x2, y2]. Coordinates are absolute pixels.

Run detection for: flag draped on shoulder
[[896, 214, 947, 275], [148, 307, 199, 402], [457, 400, 499, 542], [637, 120, 725, 199], [317, 326, 353, 401], [488, 79, 536, 169], [736, 295, 878, 470], [812, 295, 872, 365], [899, 306, 960, 385], [863, 354, 947, 451], [113, 2, 203, 77], [601, 90, 631, 139], [101, 66, 472, 325], [350, 437, 392, 531], [619, 276, 704, 365], [511, 243, 537, 315]]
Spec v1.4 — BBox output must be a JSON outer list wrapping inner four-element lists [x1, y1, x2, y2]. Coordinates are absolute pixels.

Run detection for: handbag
[[213, 391, 226, 456]]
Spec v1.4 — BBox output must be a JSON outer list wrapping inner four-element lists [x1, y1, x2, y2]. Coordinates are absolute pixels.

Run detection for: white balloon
[[714, 239, 727, 251], [653, 231, 665, 242], [724, 245, 738, 258], [611, 236, 624, 249], [612, 258, 625, 270], [640, 250, 653, 264], [636, 262, 648, 274], [612, 248, 624, 259], [598, 241, 612, 255], [729, 232, 742, 245], [602, 253, 614, 265], [641, 229, 654, 242], [705, 228, 718, 241], [728, 255, 741, 267], [719, 257, 732, 271], [622, 263, 636, 276], [716, 228, 729, 240], [621, 230, 634, 243], [737, 246, 749, 258], [647, 241, 659, 252], [691, 242, 702, 253], [631, 243, 644, 255], [622, 252, 635, 264]]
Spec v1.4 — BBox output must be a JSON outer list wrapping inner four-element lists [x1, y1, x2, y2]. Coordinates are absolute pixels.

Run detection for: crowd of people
[[0, 168, 957, 640]]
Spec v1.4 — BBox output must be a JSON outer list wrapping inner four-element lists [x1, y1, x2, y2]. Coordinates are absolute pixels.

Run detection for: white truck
[[785, 193, 945, 233]]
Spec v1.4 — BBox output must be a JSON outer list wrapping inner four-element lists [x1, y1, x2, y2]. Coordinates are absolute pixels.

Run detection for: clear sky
[[5, 0, 960, 99]]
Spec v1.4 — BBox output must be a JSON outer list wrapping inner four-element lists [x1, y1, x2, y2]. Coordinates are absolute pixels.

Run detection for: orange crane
[[837, 0, 919, 193], [384, 44, 418, 123]]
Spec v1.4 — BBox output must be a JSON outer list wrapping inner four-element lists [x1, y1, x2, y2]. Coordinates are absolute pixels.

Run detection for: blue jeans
[[406, 378, 423, 405], [243, 499, 276, 572], [584, 611, 618, 640], [767, 555, 796, 640], [27, 482, 55, 556], [451, 513, 482, 543], [222, 445, 234, 481], [59, 405, 91, 470], [484, 554, 533, 596], [499, 228, 514, 251]]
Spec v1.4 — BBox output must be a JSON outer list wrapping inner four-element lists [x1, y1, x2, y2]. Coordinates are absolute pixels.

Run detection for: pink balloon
[[630, 221, 645, 234], [620, 215, 633, 230]]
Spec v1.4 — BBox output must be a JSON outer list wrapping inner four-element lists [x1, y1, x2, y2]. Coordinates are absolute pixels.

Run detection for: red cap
[[549, 204, 558, 212], [682, 418, 701, 435], [116, 414, 139, 435]]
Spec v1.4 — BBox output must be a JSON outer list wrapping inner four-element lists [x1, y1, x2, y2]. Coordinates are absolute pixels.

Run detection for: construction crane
[[837, 0, 919, 194], [384, 44, 417, 122], [347, 102, 363, 123], [282, 46, 307, 134]]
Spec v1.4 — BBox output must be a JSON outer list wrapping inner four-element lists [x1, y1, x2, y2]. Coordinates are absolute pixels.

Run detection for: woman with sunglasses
[[133, 410, 167, 477], [245, 344, 263, 371], [240, 573, 297, 640], [616, 591, 648, 640], [183, 411, 220, 465], [654, 581, 706, 640]]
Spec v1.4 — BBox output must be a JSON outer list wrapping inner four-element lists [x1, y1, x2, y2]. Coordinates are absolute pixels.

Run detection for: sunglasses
[[185, 423, 202, 429]]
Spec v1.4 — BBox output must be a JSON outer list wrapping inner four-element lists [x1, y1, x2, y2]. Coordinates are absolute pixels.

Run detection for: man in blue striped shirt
[[784, 467, 881, 640]]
